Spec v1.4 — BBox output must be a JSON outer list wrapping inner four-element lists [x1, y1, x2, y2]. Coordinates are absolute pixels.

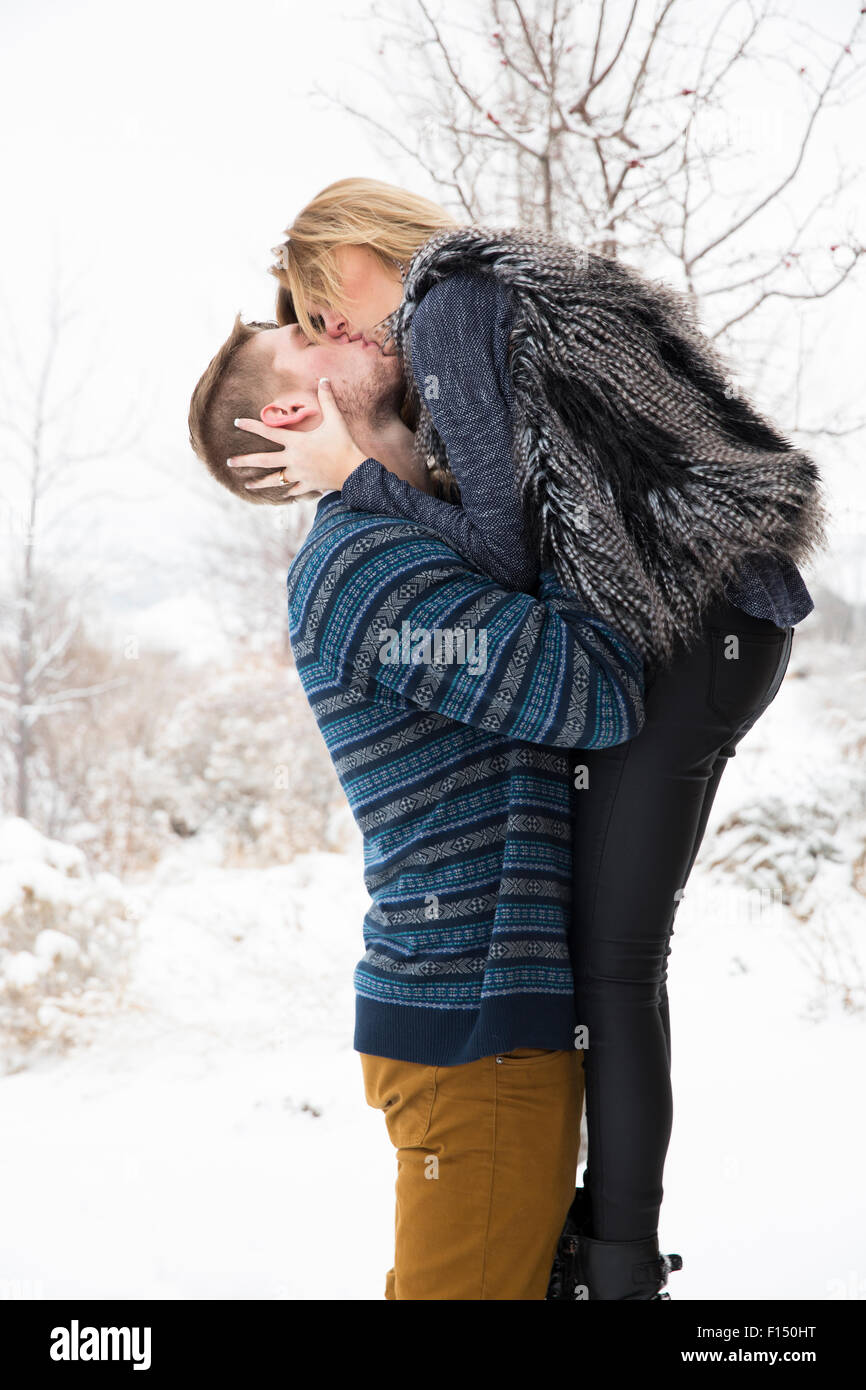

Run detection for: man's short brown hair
[[188, 315, 294, 506]]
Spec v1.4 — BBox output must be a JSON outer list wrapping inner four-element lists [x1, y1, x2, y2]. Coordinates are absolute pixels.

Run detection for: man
[[188, 316, 644, 1300]]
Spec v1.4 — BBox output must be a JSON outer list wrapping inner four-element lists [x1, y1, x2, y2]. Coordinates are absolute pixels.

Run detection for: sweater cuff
[[340, 456, 386, 509]]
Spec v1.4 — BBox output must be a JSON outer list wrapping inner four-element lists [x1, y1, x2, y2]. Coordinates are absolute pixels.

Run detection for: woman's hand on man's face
[[227, 378, 367, 497]]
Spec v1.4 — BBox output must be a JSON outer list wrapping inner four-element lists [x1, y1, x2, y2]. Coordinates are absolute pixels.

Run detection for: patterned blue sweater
[[287, 494, 644, 1065], [342, 272, 814, 627]]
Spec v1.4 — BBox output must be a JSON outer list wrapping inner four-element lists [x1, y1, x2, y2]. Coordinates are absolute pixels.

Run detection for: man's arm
[[289, 516, 644, 749]]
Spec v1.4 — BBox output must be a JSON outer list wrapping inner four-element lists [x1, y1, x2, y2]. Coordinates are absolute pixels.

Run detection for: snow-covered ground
[[1, 647, 864, 1302]]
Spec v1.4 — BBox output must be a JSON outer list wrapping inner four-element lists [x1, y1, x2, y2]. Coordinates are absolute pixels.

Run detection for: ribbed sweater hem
[[354, 993, 578, 1065]]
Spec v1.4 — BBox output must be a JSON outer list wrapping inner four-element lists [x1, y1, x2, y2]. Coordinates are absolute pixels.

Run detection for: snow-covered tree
[[0, 284, 125, 823]]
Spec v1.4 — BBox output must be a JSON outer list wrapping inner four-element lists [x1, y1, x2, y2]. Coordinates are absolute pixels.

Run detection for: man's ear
[[260, 396, 318, 429]]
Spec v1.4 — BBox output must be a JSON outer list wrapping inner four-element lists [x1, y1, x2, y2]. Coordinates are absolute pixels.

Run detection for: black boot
[[545, 1186, 587, 1300], [576, 1231, 683, 1300], [546, 1186, 682, 1300]]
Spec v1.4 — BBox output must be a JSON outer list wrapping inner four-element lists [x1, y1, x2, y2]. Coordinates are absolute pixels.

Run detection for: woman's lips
[[344, 333, 382, 353]]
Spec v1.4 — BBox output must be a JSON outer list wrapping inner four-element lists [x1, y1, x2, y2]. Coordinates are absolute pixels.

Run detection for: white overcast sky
[[0, 0, 406, 580], [1, 0, 864, 618]]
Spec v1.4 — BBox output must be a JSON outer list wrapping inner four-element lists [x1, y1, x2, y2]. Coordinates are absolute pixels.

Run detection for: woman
[[233, 177, 825, 1298]]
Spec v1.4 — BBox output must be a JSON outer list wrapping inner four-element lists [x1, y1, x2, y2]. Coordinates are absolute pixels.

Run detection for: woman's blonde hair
[[269, 177, 461, 343]]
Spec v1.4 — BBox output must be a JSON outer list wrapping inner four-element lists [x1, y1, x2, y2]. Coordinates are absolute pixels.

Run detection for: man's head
[[189, 313, 404, 504]]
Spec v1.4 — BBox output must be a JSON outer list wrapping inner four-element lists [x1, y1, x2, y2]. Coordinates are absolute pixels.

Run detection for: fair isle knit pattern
[[287, 494, 644, 1066], [389, 227, 827, 666]]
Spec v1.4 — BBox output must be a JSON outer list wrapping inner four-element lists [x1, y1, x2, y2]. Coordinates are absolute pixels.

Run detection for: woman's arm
[[340, 272, 540, 593]]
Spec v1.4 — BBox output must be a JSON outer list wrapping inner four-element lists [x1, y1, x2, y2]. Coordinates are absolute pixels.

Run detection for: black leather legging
[[570, 597, 794, 1242]]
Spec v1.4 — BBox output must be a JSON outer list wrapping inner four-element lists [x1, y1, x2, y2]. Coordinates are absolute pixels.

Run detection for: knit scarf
[[389, 225, 826, 665]]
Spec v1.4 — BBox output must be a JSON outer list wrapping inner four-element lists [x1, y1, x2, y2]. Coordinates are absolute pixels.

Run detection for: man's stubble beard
[[332, 352, 406, 432]]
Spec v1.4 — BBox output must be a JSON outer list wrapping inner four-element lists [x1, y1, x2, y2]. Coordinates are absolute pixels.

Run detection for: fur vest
[[390, 225, 826, 665]]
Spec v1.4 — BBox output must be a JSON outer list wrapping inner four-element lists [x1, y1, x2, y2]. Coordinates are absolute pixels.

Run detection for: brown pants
[[360, 1046, 584, 1300]]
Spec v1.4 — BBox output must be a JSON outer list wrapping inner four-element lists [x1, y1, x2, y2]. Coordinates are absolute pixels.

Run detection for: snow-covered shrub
[[123, 656, 349, 868], [0, 818, 138, 1073], [42, 648, 349, 873]]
